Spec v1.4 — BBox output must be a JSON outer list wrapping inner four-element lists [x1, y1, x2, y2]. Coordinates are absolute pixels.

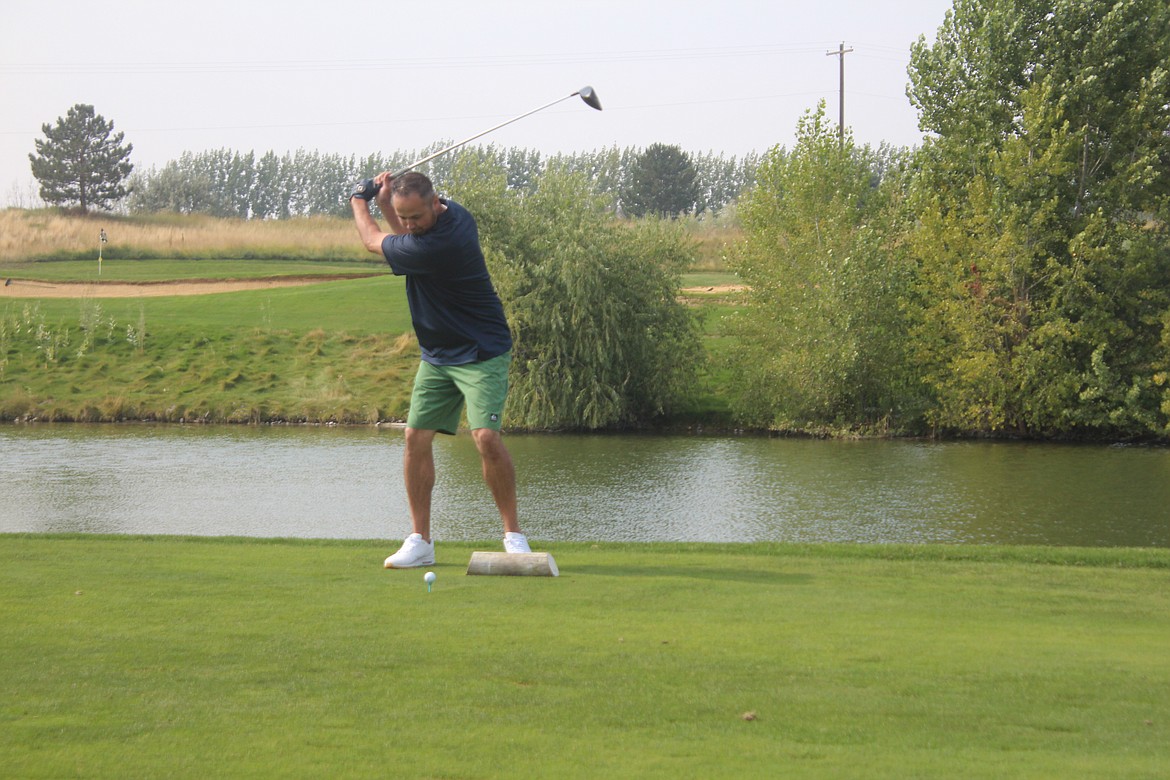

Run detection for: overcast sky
[[0, 0, 955, 206]]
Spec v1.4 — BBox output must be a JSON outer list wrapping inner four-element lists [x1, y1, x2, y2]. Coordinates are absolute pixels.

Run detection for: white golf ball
[[424, 571, 436, 584]]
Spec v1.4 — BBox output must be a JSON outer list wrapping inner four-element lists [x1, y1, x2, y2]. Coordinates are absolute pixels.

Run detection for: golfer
[[350, 171, 530, 567]]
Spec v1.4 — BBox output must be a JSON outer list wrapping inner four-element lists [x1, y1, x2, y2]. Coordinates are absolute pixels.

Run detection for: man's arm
[[351, 196, 390, 255], [350, 172, 407, 255], [373, 172, 408, 236]]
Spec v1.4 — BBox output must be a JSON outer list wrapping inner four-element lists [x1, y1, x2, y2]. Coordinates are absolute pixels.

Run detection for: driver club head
[[577, 86, 602, 111]]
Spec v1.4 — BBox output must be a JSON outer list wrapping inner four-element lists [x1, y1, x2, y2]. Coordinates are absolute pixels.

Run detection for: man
[[350, 171, 530, 567]]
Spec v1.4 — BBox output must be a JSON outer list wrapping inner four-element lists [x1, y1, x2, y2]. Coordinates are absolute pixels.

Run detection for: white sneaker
[[384, 533, 435, 569], [503, 532, 531, 554]]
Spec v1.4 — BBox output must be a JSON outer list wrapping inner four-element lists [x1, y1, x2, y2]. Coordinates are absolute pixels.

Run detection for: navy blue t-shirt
[[380, 199, 513, 365]]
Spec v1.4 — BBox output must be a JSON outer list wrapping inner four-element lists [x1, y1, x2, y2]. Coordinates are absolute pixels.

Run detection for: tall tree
[[907, 0, 1170, 438], [725, 103, 918, 432], [29, 104, 134, 212], [692, 150, 759, 214], [126, 156, 216, 215], [621, 143, 701, 218]]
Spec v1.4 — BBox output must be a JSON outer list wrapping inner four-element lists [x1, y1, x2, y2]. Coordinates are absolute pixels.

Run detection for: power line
[[0, 41, 894, 76], [2, 89, 874, 138]]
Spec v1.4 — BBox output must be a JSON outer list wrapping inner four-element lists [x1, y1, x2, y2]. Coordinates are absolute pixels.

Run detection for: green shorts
[[406, 351, 512, 435]]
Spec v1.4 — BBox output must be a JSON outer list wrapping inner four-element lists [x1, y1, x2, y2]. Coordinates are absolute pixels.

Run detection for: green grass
[[1, 537, 1167, 778], [3, 274, 410, 333], [60, 275, 410, 333], [681, 271, 743, 289], [1, 277, 418, 423], [0, 261, 743, 425], [0, 258, 390, 283], [0, 262, 744, 425]]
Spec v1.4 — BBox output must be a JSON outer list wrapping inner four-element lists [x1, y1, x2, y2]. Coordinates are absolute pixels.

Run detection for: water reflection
[[1, 425, 1167, 546]]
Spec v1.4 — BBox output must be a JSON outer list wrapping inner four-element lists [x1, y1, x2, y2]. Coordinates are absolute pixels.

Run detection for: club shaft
[[391, 91, 582, 177]]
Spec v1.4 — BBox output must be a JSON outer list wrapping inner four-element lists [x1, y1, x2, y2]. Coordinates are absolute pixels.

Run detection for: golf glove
[[349, 178, 381, 201]]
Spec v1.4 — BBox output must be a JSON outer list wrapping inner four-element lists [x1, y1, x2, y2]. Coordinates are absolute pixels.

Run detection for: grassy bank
[[0, 251, 744, 425], [1, 276, 422, 423], [0, 209, 746, 427], [2, 536, 1167, 778]]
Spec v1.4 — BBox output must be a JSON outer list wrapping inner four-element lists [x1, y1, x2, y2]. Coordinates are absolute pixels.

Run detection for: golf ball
[[424, 571, 436, 584]]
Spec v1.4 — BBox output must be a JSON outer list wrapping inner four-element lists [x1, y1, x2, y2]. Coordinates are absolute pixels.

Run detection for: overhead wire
[[0, 41, 905, 76], [0, 40, 917, 136]]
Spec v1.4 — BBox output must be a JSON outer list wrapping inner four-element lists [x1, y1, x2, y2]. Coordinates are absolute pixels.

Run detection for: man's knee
[[405, 426, 437, 453], [471, 428, 507, 459]]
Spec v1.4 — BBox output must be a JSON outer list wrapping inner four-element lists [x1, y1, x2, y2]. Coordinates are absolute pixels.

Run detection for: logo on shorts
[[490, 413, 499, 422]]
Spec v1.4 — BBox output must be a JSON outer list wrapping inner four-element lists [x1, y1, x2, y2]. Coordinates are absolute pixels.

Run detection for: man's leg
[[384, 425, 438, 568], [403, 426, 438, 541], [471, 427, 520, 534]]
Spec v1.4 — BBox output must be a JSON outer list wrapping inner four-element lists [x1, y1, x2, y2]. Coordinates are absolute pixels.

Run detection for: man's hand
[[371, 172, 405, 233], [349, 178, 381, 201], [351, 177, 391, 254]]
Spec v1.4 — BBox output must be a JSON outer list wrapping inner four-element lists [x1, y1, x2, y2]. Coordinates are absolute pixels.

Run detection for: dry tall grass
[[0, 208, 367, 262], [678, 214, 743, 271], [2, 207, 745, 269]]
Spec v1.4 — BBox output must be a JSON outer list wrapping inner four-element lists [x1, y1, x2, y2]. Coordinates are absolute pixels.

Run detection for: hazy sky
[[0, 0, 955, 206]]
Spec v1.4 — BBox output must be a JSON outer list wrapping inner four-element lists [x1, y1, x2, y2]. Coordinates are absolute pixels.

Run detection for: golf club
[[350, 87, 601, 200], [392, 86, 602, 177]]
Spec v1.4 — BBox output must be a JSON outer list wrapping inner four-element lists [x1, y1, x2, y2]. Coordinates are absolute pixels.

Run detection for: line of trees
[[26, 104, 759, 220], [121, 143, 758, 220]]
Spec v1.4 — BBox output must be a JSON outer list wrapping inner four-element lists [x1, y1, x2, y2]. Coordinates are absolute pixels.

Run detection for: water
[[1, 424, 1168, 546]]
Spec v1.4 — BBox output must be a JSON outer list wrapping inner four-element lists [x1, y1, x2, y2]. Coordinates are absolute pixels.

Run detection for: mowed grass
[[11, 274, 412, 333], [2, 537, 1168, 779], [0, 258, 390, 283]]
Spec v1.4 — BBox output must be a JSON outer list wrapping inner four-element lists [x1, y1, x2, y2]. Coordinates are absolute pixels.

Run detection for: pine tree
[[621, 143, 701, 218], [29, 104, 134, 212]]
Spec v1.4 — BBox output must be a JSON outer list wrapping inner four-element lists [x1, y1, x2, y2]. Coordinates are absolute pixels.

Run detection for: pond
[[1, 424, 1167, 547]]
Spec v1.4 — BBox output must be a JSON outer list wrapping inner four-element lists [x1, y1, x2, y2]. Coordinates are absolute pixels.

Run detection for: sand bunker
[[0, 275, 363, 299], [681, 284, 748, 294]]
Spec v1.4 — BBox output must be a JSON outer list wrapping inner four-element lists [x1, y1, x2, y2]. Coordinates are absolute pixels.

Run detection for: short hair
[[390, 171, 435, 200]]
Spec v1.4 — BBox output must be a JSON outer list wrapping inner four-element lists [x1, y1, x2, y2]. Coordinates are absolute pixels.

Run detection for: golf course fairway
[[2, 536, 1168, 778]]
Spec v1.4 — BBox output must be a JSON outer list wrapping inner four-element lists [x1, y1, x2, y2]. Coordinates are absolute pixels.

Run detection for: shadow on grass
[[564, 562, 813, 585]]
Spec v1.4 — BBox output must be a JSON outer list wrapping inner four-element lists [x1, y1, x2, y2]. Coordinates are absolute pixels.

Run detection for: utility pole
[[826, 41, 853, 149]]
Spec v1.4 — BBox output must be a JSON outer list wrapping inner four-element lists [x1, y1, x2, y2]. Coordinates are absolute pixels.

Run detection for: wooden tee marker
[[466, 551, 559, 577]]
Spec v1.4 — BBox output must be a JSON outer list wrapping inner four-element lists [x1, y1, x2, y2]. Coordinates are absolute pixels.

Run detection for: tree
[[451, 158, 703, 429], [725, 103, 919, 432], [126, 157, 216, 215], [907, 0, 1170, 438], [621, 143, 701, 218], [29, 104, 134, 212], [123, 142, 756, 221], [692, 150, 759, 214]]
